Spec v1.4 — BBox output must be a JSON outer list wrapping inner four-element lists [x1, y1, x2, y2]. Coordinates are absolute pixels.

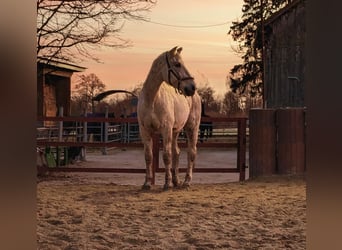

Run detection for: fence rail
[[37, 115, 248, 183]]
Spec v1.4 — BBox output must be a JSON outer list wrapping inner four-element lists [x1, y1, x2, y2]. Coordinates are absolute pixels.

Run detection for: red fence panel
[[37, 116, 248, 184]]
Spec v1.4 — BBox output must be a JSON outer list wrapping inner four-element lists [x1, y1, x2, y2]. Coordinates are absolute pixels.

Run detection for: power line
[[144, 19, 232, 28]]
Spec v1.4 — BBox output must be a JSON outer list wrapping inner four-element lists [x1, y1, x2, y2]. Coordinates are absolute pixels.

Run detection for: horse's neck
[[141, 61, 164, 106]]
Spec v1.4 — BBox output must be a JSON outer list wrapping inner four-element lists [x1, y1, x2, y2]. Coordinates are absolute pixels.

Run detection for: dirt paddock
[[37, 148, 306, 249]]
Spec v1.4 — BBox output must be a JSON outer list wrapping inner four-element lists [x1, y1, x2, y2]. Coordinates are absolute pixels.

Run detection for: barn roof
[[37, 57, 86, 72], [264, 0, 303, 26]]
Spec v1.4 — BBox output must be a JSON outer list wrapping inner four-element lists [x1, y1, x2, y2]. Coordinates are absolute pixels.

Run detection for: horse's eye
[[174, 62, 181, 68]]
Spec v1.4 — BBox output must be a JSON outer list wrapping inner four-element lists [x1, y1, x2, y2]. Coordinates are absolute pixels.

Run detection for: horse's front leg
[[162, 130, 173, 190], [171, 131, 181, 187], [142, 134, 153, 190], [183, 127, 199, 187]]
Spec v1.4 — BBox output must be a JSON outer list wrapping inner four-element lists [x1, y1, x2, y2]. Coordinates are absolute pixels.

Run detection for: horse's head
[[162, 46, 196, 96]]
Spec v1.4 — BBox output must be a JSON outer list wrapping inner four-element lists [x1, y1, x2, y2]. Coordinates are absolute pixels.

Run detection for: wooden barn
[[249, 0, 306, 177], [263, 0, 305, 108], [37, 58, 86, 124]]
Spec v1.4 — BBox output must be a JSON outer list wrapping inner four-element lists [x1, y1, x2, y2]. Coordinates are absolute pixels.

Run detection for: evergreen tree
[[228, 0, 290, 97]]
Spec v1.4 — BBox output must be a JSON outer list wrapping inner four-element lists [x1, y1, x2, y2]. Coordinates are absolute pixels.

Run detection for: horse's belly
[[173, 101, 190, 129]]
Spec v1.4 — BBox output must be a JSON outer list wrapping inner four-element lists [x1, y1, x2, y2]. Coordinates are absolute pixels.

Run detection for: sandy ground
[[37, 148, 306, 249]]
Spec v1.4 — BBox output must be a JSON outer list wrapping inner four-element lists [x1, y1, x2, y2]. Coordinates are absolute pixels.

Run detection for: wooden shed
[[249, 0, 306, 177], [263, 0, 305, 108], [37, 58, 86, 124]]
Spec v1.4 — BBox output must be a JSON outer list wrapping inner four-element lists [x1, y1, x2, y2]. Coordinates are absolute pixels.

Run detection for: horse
[[199, 115, 213, 143], [199, 101, 213, 143], [137, 46, 202, 190]]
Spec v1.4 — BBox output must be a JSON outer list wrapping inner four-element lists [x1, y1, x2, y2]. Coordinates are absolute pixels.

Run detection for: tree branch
[[37, 0, 156, 63]]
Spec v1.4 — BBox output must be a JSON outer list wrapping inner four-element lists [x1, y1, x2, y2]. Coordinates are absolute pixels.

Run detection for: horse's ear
[[169, 46, 179, 57], [177, 47, 183, 54]]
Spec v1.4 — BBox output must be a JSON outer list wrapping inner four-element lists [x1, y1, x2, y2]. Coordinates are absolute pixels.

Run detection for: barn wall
[[37, 64, 73, 126], [45, 74, 71, 116], [37, 67, 44, 118], [264, 0, 305, 108], [43, 74, 57, 117]]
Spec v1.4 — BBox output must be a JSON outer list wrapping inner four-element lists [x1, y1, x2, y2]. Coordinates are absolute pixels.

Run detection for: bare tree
[[37, 0, 156, 63], [197, 84, 215, 108], [197, 84, 222, 115], [222, 91, 240, 116], [73, 73, 106, 114]]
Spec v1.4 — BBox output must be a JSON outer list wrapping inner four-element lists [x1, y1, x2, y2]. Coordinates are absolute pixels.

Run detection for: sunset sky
[[74, 0, 244, 97]]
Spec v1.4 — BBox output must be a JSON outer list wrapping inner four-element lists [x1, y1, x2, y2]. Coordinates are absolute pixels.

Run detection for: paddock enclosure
[[37, 110, 306, 249]]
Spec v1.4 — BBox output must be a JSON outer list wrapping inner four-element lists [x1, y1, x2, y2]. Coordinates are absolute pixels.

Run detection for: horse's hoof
[[142, 183, 151, 190], [182, 182, 191, 189], [172, 180, 181, 188], [163, 184, 171, 191]]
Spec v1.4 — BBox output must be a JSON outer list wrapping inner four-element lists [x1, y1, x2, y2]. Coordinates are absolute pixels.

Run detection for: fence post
[[121, 120, 127, 143], [58, 106, 63, 141], [237, 118, 247, 181], [82, 112, 87, 161], [57, 106, 64, 166], [127, 123, 131, 143], [152, 133, 160, 185], [102, 107, 109, 155]]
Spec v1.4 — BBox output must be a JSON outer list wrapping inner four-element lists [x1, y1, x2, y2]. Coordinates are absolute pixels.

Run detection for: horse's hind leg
[[199, 124, 204, 143], [162, 129, 173, 190], [171, 131, 181, 187], [183, 127, 199, 187], [209, 122, 213, 137]]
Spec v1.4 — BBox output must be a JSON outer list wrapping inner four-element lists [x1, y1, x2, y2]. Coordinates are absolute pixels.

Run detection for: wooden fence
[[249, 108, 306, 177], [37, 115, 248, 184]]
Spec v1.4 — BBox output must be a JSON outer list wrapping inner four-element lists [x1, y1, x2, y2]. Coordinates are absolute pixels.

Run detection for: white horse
[[137, 46, 201, 190]]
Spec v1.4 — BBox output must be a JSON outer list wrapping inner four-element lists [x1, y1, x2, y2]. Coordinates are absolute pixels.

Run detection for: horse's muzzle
[[183, 83, 196, 96]]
